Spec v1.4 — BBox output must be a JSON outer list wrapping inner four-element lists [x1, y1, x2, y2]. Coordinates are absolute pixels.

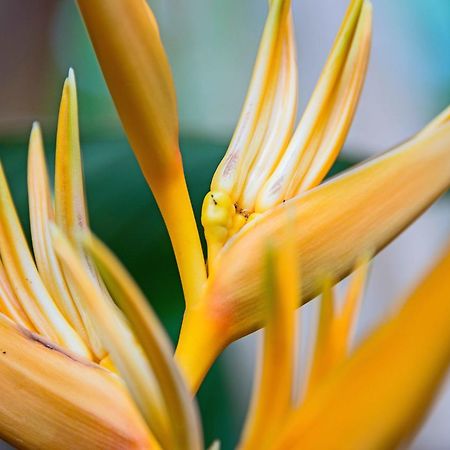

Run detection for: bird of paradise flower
[[0, 0, 449, 449]]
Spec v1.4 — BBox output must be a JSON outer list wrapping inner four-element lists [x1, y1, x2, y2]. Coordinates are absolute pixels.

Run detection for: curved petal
[[176, 120, 450, 391]]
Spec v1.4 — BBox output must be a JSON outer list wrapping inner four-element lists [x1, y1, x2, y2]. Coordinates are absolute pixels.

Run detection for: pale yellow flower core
[[202, 0, 372, 270]]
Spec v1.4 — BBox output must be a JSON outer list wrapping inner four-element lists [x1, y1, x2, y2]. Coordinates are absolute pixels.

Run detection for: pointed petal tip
[[29, 122, 43, 150], [31, 121, 41, 133]]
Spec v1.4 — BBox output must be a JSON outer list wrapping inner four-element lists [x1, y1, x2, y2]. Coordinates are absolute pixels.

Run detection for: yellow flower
[[0, 0, 448, 448], [174, 0, 450, 390]]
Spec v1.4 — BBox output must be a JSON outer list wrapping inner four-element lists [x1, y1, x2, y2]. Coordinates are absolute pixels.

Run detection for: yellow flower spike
[[76, 0, 206, 308], [176, 120, 450, 392], [273, 243, 450, 450], [239, 236, 298, 450], [51, 225, 173, 449], [0, 164, 89, 357], [211, 0, 291, 196], [0, 314, 153, 450], [28, 122, 90, 348], [54, 69, 108, 359], [256, 0, 369, 212], [307, 255, 370, 393], [0, 259, 32, 329], [83, 232, 203, 450]]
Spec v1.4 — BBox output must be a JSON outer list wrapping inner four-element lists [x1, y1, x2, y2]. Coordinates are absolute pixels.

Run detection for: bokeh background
[[0, 0, 449, 448]]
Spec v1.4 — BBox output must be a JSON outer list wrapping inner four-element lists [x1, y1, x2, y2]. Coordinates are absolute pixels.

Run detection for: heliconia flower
[[174, 0, 450, 389], [2, 103, 449, 448], [1, 0, 449, 447], [177, 113, 450, 391]]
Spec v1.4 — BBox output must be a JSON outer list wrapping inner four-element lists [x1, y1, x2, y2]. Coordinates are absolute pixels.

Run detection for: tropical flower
[[0, 0, 448, 448]]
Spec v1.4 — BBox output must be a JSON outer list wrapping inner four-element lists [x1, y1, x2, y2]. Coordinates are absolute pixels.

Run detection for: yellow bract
[[177, 120, 450, 391], [0, 314, 152, 450], [28, 121, 89, 347], [76, 0, 206, 307], [0, 0, 449, 448], [273, 244, 450, 449]]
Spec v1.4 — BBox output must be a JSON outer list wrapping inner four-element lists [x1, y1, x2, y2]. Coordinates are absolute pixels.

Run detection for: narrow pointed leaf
[[333, 254, 370, 357], [256, 0, 368, 211], [211, 0, 292, 196], [306, 277, 336, 392], [54, 70, 108, 359], [307, 256, 369, 392], [293, 1, 372, 194], [239, 13, 298, 211]]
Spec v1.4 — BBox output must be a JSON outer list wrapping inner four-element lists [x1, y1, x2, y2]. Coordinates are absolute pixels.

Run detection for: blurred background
[[0, 0, 448, 448]]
